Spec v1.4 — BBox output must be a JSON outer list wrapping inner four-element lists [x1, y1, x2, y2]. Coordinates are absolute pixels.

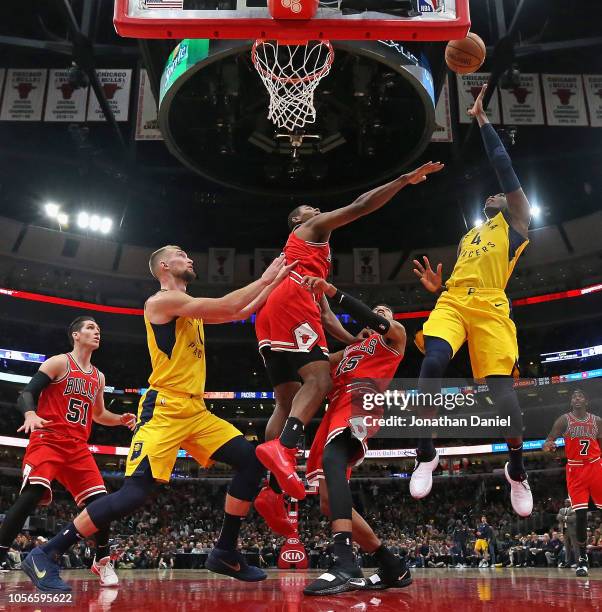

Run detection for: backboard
[[114, 0, 469, 41]]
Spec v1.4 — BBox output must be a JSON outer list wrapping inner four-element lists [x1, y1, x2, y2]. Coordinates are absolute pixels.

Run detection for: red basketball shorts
[[22, 432, 107, 507], [566, 458, 602, 511], [306, 396, 371, 487], [255, 275, 328, 355]]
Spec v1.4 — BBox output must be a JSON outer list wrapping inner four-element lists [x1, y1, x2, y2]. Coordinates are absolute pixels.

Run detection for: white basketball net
[[252, 40, 334, 132]]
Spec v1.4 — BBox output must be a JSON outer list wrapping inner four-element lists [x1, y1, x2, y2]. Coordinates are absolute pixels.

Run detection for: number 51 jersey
[[36, 353, 101, 442]]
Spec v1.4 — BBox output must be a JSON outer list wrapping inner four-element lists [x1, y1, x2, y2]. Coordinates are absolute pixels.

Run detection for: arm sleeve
[[16, 371, 52, 416], [331, 290, 390, 334], [480, 123, 521, 194]]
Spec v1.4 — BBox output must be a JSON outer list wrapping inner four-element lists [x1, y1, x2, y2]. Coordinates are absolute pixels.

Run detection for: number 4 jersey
[[36, 353, 101, 442]]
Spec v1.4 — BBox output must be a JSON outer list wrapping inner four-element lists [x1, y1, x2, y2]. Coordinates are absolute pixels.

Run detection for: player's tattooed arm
[[469, 84, 530, 239], [296, 161, 444, 242], [92, 372, 137, 429], [319, 295, 358, 345], [543, 414, 569, 452], [16, 355, 68, 433]]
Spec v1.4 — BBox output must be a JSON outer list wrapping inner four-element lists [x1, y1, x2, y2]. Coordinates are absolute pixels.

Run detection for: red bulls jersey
[[329, 334, 402, 404], [563, 412, 601, 465], [284, 230, 331, 280], [36, 353, 101, 442]]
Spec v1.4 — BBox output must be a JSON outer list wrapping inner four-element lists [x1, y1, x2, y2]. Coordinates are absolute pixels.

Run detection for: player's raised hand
[[18, 412, 52, 435], [542, 439, 557, 453], [468, 84, 487, 118], [413, 256, 443, 293], [403, 161, 444, 185], [272, 260, 299, 285], [260, 254, 286, 284], [301, 276, 336, 298], [120, 413, 137, 430]]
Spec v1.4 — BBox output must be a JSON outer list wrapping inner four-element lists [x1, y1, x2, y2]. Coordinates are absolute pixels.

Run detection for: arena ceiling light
[[44, 202, 60, 218], [473, 217, 482, 227], [77, 211, 114, 235], [531, 204, 542, 219]]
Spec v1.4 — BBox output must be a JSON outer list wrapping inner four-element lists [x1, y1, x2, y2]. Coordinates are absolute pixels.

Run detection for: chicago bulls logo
[[510, 87, 529, 104], [15, 83, 35, 99], [102, 83, 122, 100], [293, 323, 318, 350], [553, 88, 574, 105], [59, 83, 76, 100]]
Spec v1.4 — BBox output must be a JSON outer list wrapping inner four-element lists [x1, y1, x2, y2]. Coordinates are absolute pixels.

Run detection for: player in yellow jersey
[[409, 85, 533, 518], [23, 246, 296, 592]]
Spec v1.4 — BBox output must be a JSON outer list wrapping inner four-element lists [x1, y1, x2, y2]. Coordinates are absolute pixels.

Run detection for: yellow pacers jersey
[[144, 312, 206, 397], [446, 211, 528, 290]]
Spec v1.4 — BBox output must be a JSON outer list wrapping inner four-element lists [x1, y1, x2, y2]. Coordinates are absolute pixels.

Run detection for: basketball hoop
[[251, 39, 334, 132]]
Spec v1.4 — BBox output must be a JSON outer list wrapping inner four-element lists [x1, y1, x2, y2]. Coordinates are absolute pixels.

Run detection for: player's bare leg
[[256, 361, 332, 499]]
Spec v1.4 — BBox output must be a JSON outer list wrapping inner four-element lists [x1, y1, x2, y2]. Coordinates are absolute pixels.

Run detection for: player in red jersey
[[544, 388, 602, 577], [299, 278, 409, 595], [254, 161, 443, 503], [0, 317, 136, 585]]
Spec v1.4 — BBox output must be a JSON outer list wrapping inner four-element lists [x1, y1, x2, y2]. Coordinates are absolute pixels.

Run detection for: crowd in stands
[[3, 471, 602, 572]]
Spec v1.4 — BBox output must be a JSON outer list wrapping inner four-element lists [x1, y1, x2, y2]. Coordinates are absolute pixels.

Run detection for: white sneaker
[[504, 463, 533, 517], [92, 556, 119, 587], [410, 451, 439, 499]]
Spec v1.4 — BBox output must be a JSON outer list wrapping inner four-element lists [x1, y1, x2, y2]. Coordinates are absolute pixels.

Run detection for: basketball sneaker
[[92, 556, 119, 587], [363, 555, 412, 591], [254, 486, 295, 537], [255, 440, 306, 499], [409, 450, 439, 499], [22, 547, 72, 592], [504, 463, 533, 517], [206, 547, 267, 582], [303, 562, 365, 596], [576, 557, 589, 577]]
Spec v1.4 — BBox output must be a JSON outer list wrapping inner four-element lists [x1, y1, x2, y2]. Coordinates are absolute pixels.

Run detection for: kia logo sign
[[281, 549, 306, 563]]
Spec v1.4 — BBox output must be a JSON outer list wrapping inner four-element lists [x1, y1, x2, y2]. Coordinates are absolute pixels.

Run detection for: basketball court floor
[[1, 568, 600, 611]]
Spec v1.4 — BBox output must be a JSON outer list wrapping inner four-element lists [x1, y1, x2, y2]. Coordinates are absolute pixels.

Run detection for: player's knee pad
[[575, 508, 588, 544], [419, 337, 452, 392], [86, 476, 153, 528], [322, 438, 353, 521], [213, 436, 266, 501], [486, 375, 523, 436], [82, 492, 106, 507]]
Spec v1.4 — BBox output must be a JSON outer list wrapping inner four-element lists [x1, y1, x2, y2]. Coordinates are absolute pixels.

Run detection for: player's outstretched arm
[[16, 355, 67, 434], [91, 373, 137, 429], [469, 84, 530, 238], [319, 295, 358, 345], [205, 259, 299, 324], [148, 255, 291, 323], [297, 162, 443, 242], [543, 414, 568, 452], [302, 276, 406, 355]]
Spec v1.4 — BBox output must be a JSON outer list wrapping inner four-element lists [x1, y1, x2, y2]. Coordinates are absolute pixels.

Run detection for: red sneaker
[[256, 440, 306, 499], [254, 486, 295, 537]]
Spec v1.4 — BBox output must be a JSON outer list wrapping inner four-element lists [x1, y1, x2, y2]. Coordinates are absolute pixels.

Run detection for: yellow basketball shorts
[[125, 388, 242, 482], [474, 538, 489, 554], [419, 287, 519, 380]]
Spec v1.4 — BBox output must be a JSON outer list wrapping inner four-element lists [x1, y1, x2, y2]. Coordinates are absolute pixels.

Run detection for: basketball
[[445, 32, 486, 74]]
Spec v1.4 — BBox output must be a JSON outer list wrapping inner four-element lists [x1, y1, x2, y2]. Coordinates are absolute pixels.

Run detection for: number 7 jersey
[[36, 353, 101, 442], [563, 412, 601, 464]]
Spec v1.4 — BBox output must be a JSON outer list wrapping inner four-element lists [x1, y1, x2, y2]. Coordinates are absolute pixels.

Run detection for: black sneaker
[[364, 556, 413, 591], [303, 562, 365, 596], [576, 557, 589, 577]]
